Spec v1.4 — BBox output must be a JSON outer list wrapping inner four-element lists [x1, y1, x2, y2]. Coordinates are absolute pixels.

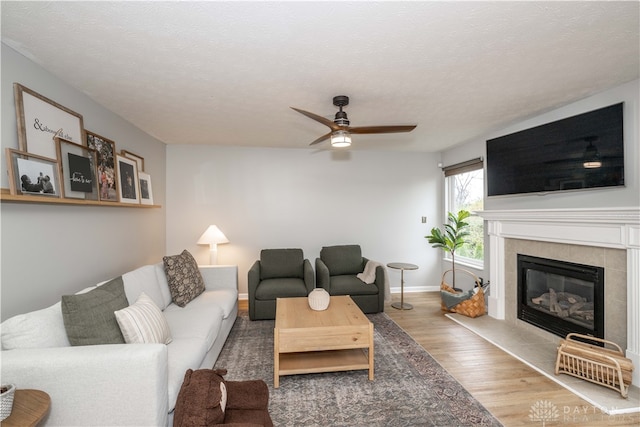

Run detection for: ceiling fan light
[[331, 130, 352, 148], [582, 140, 602, 168], [583, 160, 602, 168]]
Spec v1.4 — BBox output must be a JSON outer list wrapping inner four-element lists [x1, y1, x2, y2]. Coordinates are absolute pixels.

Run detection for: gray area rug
[[214, 311, 502, 427]]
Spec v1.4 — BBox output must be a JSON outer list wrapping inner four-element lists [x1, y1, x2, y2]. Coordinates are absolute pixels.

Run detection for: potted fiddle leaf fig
[[426, 210, 471, 290]]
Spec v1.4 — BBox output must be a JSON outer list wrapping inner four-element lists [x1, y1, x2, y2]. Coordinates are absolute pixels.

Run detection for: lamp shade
[[330, 130, 352, 148], [197, 225, 229, 245]]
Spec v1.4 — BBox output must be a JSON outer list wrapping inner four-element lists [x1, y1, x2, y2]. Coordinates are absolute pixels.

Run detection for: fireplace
[[478, 207, 639, 386], [517, 254, 604, 340]]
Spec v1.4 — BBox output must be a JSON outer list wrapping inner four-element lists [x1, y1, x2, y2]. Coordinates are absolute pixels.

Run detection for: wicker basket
[[555, 333, 633, 398], [440, 269, 486, 318], [0, 384, 16, 421]]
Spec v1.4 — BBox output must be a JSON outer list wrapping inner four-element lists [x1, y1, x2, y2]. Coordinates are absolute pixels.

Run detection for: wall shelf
[[0, 188, 161, 208]]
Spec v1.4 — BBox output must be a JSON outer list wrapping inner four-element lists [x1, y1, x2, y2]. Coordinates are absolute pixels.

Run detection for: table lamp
[[197, 225, 229, 265]]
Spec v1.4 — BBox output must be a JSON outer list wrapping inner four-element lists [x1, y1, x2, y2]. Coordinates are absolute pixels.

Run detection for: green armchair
[[315, 244, 385, 313], [248, 248, 314, 320]]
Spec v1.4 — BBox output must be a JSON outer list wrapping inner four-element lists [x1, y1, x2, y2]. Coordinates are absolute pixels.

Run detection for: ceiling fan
[[291, 95, 417, 147]]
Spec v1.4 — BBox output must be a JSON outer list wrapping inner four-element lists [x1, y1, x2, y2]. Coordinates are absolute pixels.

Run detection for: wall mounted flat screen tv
[[486, 103, 624, 197]]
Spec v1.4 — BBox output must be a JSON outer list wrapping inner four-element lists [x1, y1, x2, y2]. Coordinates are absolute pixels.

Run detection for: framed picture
[[55, 137, 99, 200], [14, 83, 85, 159], [138, 171, 154, 205], [86, 130, 119, 202], [121, 150, 144, 172], [5, 148, 60, 197], [116, 154, 140, 204]]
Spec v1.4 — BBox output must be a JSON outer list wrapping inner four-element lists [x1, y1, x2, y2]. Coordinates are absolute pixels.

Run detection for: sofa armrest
[[247, 261, 261, 298], [303, 259, 315, 292], [200, 265, 238, 292], [1, 344, 168, 426], [315, 258, 330, 291]]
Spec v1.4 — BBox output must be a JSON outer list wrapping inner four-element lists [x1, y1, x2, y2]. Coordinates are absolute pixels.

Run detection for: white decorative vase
[[308, 288, 330, 311], [0, 384, 16, 421]]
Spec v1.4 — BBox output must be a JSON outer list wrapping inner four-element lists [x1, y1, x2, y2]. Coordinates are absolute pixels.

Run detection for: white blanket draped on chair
[[357, 261, 391, 302]]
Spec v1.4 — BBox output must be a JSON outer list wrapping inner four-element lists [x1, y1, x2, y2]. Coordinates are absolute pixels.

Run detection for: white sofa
[[0, 262, 238, 426]]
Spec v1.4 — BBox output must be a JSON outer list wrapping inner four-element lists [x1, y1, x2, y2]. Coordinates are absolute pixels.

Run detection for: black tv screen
[[487, 103, 624, 196]]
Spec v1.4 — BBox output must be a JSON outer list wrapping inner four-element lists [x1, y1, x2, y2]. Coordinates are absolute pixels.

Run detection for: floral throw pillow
[[163, 250, 205, 307]]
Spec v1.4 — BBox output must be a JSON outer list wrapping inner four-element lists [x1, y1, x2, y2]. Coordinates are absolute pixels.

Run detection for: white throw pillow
[[1, 302, 71, 349], [114, 292, 172, 344]]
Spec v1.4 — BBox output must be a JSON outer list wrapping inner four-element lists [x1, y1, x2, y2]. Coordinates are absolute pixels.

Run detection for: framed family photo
[[14, 83, 85, 159], [121, 150, 144, 172], [55, 137, 99, 200], [116, 154, 140, 204], [5, 148, 60, 197], [86, 130, 119, 202], [138, 171, 154, 205]]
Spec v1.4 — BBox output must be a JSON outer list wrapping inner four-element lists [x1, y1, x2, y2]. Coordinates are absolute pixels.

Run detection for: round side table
[[387, 262, 418, 310], [2, 389, 50, 427]]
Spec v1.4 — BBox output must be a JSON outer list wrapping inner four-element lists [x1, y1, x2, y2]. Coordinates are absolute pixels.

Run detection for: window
[[443, 158, 484, 267]]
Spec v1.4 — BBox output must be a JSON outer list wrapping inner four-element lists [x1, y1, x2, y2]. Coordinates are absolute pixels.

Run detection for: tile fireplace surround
[[478, 207, 640, 386]]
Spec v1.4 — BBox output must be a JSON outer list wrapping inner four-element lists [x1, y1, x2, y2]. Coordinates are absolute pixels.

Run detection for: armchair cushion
[[255, 278, 309, 300], [320, 245, 363, 275], [329, 275, 380, 295], [260, 249, 304, 279]]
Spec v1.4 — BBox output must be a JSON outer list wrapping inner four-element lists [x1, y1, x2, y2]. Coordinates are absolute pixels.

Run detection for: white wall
[[166, 145, 441, 296], [1, 44, 167, 321]]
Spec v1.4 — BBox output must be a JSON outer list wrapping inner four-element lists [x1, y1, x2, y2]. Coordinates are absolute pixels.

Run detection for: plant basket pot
[[0, 384, 16, 421], [440, 269, 486, 318]]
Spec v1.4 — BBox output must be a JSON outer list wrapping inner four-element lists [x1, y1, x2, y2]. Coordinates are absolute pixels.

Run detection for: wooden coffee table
[[274, 295, 374, 388]]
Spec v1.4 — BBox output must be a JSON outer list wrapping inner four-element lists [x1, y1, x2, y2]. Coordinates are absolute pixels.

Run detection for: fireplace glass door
[[517, 255, 604, 340]]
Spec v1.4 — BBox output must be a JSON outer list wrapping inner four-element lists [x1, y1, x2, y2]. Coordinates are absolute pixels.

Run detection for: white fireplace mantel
[[479, 207, 640, 249], [478, 207, 640, 385]]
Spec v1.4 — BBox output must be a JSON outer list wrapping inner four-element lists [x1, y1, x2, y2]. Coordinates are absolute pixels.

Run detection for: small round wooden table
[[387, 262, 418, 310], [2, 389, 50, 427]]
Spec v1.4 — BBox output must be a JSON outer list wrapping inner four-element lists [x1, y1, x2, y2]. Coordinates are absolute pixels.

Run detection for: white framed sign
[[14, 83, 85, 159]]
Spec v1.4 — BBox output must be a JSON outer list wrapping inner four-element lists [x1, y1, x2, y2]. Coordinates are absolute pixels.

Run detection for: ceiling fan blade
[[349, 125, 417, 135], [309, 132, 332, 146], [291, 107, 340, 131]]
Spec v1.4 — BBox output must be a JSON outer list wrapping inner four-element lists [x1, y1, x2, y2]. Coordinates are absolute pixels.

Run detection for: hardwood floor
[[384, 292, 639, 427], [239, 295, 638, 426]]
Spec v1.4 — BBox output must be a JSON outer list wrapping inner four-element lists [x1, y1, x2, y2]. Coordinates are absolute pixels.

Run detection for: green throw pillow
[[61, 276, 129, 346]]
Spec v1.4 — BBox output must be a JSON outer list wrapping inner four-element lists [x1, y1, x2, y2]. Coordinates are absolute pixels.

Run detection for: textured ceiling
[[1, 1, 638, 152]]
